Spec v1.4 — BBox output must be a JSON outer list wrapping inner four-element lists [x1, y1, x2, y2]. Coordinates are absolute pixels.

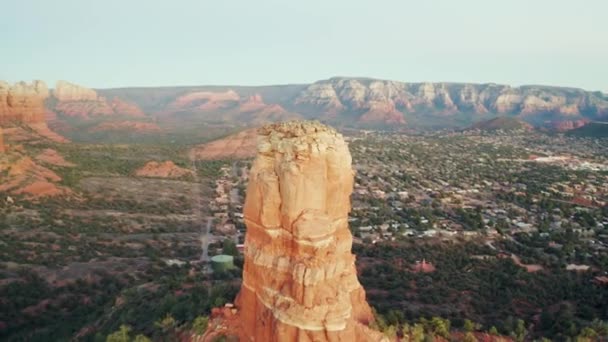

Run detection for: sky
[[2, 0, 607, 91]]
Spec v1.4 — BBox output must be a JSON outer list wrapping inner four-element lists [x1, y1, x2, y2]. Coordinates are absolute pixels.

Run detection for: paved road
[[201, 217, 212, 261], [189, 152, 212, 262]]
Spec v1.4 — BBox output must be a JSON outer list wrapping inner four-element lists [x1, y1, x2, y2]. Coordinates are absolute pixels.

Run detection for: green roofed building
[[211, 254, 235, 273]]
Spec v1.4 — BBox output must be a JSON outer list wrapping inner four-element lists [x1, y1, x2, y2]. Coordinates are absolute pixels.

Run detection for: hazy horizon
[[2, 0, 607, 92]]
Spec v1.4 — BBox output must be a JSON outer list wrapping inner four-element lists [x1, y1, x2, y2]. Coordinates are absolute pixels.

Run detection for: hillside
[[470, 117, 534, 131], [566, 121, 608, 137], [190, 127, 258, 160]]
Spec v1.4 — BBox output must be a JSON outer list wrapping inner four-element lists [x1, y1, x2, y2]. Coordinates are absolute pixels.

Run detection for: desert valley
[[0, 76, 607, 341]]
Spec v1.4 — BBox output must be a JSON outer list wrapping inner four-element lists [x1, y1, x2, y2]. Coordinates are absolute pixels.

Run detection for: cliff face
[[228, 121, 385, 341], [53, 81, 144, 117], [292, 78, 608, 126], [549, 119, 589, 132], [0, 80, 49, 125], [0, 127, 5, 153]]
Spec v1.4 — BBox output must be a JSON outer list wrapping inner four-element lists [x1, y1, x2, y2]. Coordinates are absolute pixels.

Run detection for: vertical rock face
[[292, 78, 608, 126], [54, 80, 99, 102], [0, 80, 49, 125], [53, 80, 114, 116], [0, 127, 5, 153], [234, 121, 385, 342], [52, 80, 145, 117]]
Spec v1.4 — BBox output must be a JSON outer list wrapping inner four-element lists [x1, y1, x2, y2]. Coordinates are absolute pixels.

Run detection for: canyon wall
[[0, 127, 5, 153], [293, 78, 608, 126]]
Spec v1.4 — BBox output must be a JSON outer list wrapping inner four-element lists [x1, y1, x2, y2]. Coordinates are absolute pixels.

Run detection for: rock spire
[[207, 120, 385, 341]]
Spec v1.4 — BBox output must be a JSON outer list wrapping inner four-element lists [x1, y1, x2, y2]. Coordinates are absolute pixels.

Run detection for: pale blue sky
[[2, 0, 607, 91]]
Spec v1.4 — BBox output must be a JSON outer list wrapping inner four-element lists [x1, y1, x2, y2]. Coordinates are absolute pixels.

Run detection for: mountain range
[[2, 78, 608, 133]]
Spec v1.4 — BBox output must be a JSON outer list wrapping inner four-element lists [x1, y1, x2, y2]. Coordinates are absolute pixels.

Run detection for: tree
[[463, 332, 478, 342], [192, 316, 209, 335], [576, 327, 598, 342], [383, 325, 398, 339], [133, 335, 152, 342], [511, 319, 527, 342], [464, 319, 475, 332], [488, 326, 499, 335], [222, 239, 239, 257], [155, 313, 177, 333], [430, 317, 450, 338], [401, 323, 425, 342], [106, 325, 131, 342]]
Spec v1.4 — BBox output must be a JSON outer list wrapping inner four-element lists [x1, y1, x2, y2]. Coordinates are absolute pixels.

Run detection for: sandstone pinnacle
[[204, 120, 386, 342]]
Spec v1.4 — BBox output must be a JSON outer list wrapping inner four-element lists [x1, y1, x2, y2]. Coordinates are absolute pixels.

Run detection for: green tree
[[222, 239, 239, 257], [133, 335, 152, 342], [430, 317, 450, 338], [576, 327, 598, 342], [488, 326, 499, 335], [464, 319, 475, 332], [106, 325, 131, 342], [192, 316, 209, 335], [155, 313, 177, 333], [511, 319, 527, 342], [402, 323, 425, 342], [383, 325, 398, 339], [463, 332, 478, 342]]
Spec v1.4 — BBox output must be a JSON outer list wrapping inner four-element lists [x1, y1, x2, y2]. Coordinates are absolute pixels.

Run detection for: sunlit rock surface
[[203, 120, 385, 342]]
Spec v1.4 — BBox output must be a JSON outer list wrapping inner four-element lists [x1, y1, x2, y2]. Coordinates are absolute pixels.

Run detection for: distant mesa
[[190, 128, 258, 160], [52, 80, 145, 118], [168, 90, 241, 112], [118, 77, 608, 128], [53, 80, 99, 102], [5, 77, 608, 129], [293, 78, 608, 127], [134, 160, 194, 179], [166, 90, 298, 124], [469, 116, 533, 132], [88, 120, 161, 133]]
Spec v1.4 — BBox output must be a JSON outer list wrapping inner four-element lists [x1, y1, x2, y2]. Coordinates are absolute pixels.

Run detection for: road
[[201, 217, 212, 261], [189, 152, 212, 262]]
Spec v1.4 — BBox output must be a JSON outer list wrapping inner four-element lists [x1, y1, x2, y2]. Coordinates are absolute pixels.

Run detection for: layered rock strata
[[0, 127, 5, 153], [53, 81, 144, 117], [0, 80, 49, 125], [233, 121, 385, 342], [293, 78, 608, 125]]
